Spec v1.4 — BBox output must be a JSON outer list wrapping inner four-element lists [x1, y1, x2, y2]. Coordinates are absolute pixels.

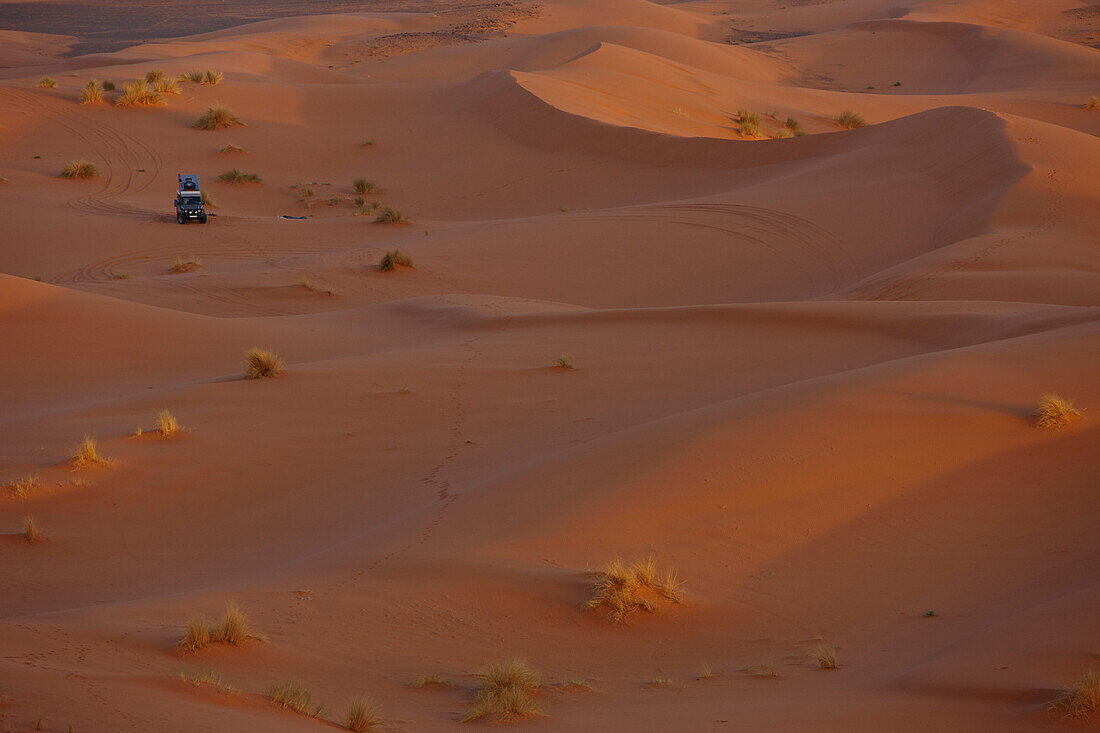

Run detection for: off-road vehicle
[[175, 174, 207, 224]]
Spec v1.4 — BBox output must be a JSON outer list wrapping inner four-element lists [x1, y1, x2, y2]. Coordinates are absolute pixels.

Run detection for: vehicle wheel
[[199, 214, 208, 224], [177, 214, 185, 224]]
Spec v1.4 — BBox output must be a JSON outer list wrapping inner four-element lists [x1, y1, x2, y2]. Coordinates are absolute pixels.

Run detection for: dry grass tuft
[[378, 249, 413, 271], [71, 435, 108, 468], [1050, 670, 1100, 719], [8, 475, 41, 498], [1033, 393, 1082, 428], [217, 168, 261, 184], [183, 70, 205, 83], [344, 697, 383, 732], [102, 79, 116, 91], [375, 206, 407, 224], [156, 409, 180, 437], [195, 105, 244, 131], [836, 110, 866, 129], [813, 644, 838, 670], [748, 661, 778, 677], [360, 138, 379, 146], [23, 516, 40, 543], [353, 178, 377, 194], [586, 557, 681, 623], [214, 603, 249, 645], [145, 69, 165, 84], [37, 77, 58, 89], [268, 681, 321, 717], [60, 160, 98, 179], [180, 669, 236, 693], [738, 109, 761, 138], [697, 664, 723, 680], [413, 672, 451, 688], [1083, 96, 1099, 110], [178, 619, 212, 652], [170, 256, 203, 273], [462, 658, 541, 723], [115, 80, 165, 107], [153, 77, 181, 95], [80, 79, 103, 104], [202, 70, 224, 85], [553, 355, 574, 369], [216, 143, 247, 155], [245, 348, 285, 379]]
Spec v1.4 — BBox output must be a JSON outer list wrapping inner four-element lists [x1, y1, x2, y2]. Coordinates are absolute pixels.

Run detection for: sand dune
[[1, 0, 1097, 730]]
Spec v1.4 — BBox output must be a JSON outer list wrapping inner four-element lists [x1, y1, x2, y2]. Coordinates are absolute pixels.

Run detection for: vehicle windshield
[[179, 195, 203, 209]]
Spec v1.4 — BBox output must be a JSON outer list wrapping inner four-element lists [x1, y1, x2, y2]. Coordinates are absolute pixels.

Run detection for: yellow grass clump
[[71, 435, 109, 468], [202, 70, 224, 85], [8, 475, 41, 498], [246, 349, 284, 379], [80, 79, 103, 104], [344, 697, 383, 732], [156, 409, 179, 437], [738, 109, 761, 138], [216, 143, 247, 155], [153, 77, 181, 95], [586, 557, 683, 622], [353, 178, 377, 194], [1084, 96, 1099, 110], [378, 249, 413, 271], [462, 658, 541, 723], [182, 70, 205, 83], [178, 603, 252, 652], [23, 516, 40, 542], [194, 105, 244, 131], [813, 644, 838, 670], [554, 355, 574, 369], [145, 69, 165, 84], [217, 168, 261, 183], [268, 681, 320, 717], [116, 80, 166, 107], [1033, 394, 1082, 428], [836, 110, 866, 129], [178, 619, 211, 652], [180, 669, 236, 693], [60, 160, 98, 179], [37, 77, 58, 88], [413, 672, 450, 688], [375, 206, 407, 224], [1050, 670, 1100, 719], [170, 256, 203, 273]]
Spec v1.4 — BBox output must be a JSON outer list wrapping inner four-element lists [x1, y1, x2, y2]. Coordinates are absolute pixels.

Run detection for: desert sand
[[0, 0, 1098, 730]]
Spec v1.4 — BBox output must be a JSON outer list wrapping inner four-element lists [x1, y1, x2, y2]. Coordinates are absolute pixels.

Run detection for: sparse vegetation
[[585, 557, 683, 623], [145, 69, 166, 84], [156, 409, 179, 437], [80, 79, 103, 104], [1033, 393, 1082, 428], [697, 664, 722, 680], [775, 127, 794, 139], [202, 70, 224, 86], [153, 77, 181, 95], [1050, 670, 1100, 719], [784, 116, 802, 135], [245, 348, 285, 379], [216, 143, 247, 155], [23, 516, 40, 542], [217, 168, 261, 184], [378, 249, 413, 271], [71, 435, 108, 468], [462, 658, 541, 723], [360, 139, 378, 146], [170, 256, 203, 273], [1084, 96, 1099, 110], [413, 672, 451, 688], [178, 603, 252, 652], [180, 669, 236, 693], [738, 109, 761, 138], [553, 355, 574, 369], [195, 105, 244, 131], [8, 475, 41, 498], [836, 110, 866, 129], [749, 661, 778, 677], [179, 619, 212, 652], [102, 80, 116, 91], [353, 178, 377, 194], [37, 77, 58, 89], [115, 80, 165, 107], [375, 206, 407, 224], [269, 681, 322, 717], [183, 70, 205, 83], [60, 160, 99, 179], [813, 644, 838, 670], [298, 278, 336, 295], [344, 697, 382, 732]]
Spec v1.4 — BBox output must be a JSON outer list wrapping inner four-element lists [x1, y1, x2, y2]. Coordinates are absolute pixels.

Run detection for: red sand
[[0, 0, 1097, 730]]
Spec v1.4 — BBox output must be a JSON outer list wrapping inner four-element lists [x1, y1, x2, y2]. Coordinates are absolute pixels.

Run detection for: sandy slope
[[0, 0, 1098, 730]]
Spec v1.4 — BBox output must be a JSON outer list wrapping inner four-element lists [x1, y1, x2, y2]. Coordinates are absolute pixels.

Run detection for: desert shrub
[[115, 80, 165, 107], [37, 77, 58, 88], [413, 672, 450, 688], [145, 69, 165, 84], [360, 138, 378, 146], [71, 435, 108, 467], [8, 475, 41, 498], [80, 79, 103, 104], [153, 77, 181, 95], [216, 143, 247, 155], [60, 160, 98, 179], [23, 517, 40, 542], [353, 178, 377, 194], [245, 348, 284, 379], [1034, 393, 1082, 427], [378, 249, 413, 271], [268, 681, 317, 716], [836, 110, 866, 129], [749, 661, 778, 677], [813, 644, 838, 669], [1085, 96, 1099, 110], [344, 697, 382, 732], [101, 79, 116, 91], [202, 70, 224, 85], [375, 206, 407, 224], [214, 603, 249, 644], [170, 256, 203, 273], [554, 356, 574, 369], [180, 670, 235, 692], [156, 409, 179, 437], [784, 116, 802, 133], [217, 168, 261, 183], [178, 619, 212, 652], [738, 109, 762, 138], [184, 70, 205, 83], [586, 557, 682, 622], [194, 105, 244, 130], [462, 659, 541, 723], [1050, 670, 1100, 719]]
